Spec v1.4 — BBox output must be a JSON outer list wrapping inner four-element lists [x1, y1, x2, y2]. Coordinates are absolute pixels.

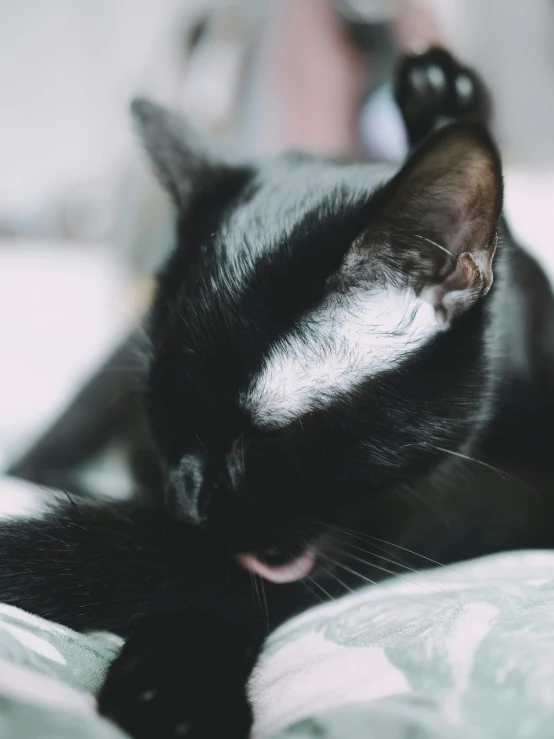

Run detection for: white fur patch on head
[[243, 287, 442, 428]]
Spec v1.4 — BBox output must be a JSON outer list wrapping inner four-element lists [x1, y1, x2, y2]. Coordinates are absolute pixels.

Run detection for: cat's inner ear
[[131, 98, 220, 207], [368, 123, 503, 322]]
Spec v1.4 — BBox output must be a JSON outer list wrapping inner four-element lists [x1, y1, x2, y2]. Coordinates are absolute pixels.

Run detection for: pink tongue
[[236, 549, 316, 583]]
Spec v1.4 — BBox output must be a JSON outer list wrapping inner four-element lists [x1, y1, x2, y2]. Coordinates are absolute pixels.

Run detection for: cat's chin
[[235, 549, 316, 584]]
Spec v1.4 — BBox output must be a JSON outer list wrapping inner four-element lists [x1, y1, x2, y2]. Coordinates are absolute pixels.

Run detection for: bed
[[1, 479, 553, 739]]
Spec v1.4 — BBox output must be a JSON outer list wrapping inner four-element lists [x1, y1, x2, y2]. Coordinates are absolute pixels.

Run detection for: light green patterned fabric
[[251, 550, 554, 739], [2, 551, 554, 737], [0, 603, 125, 738]]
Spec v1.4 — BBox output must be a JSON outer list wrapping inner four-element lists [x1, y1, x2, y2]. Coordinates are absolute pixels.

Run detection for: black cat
[[5, 49, 554, 739]]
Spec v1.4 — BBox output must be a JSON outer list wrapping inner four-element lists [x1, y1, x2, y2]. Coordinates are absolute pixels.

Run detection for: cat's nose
[[167, 450, 244, 524], [167, 454, 207, 525]]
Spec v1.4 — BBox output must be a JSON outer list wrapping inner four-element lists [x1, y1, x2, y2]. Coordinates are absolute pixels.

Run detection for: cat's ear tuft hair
[[131, 98, 222, 207], [370, 122, 503, 322]]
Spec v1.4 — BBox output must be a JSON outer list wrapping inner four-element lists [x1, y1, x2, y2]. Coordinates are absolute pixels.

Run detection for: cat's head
[[133, 99, 502, 583]]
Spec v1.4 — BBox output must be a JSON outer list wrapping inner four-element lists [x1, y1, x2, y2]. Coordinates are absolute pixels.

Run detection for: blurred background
[[2, 0, 554, 471]]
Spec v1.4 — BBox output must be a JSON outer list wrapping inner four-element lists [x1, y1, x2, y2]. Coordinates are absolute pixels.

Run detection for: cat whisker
[[258, 576, 270, 634], [300, 575, 326, 603], [427, 444, 540, 496], [251, 572, 270, 632], [414, 233, 455, 260], [315, 522, 430, 573], [250, 572, 260, 613], [322, 532, 477, 596], [251, 518, 499, 606], [305, 575, 332, 602], [195, 435, 208, 455], [327, 542, 463, 605], [323, 531, 422, 572], [316, 550, 461, 613], [311, 520, 505, 593], [316, 560, 354, 595], [253, 574, 262, 619]]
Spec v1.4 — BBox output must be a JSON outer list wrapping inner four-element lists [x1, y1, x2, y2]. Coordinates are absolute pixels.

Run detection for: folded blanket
[[2, 550, 554, 738]]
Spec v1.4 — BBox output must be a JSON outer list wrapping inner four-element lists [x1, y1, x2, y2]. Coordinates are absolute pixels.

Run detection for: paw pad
[[395, 47, 489, 146]]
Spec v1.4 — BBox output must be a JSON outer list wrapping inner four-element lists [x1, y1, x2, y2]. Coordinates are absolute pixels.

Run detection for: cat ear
[[131, 98, 222, 207], [369, 123, 503, 322]]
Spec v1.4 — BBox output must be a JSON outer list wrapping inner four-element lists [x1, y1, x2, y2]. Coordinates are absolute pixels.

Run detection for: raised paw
[[394, 47, 490, 147], [97, 612, 257, 739]]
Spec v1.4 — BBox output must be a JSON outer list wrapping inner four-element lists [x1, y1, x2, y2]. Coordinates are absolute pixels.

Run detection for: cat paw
[[394, 47, 490, 147], [97, 613, 255, 739]]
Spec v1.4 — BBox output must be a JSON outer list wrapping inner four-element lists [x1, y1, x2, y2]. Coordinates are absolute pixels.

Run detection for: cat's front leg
[[98, 609, 263, 739]]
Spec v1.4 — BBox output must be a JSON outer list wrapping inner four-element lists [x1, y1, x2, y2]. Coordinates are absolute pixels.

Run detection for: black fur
[[5, 49, 554, 738]]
